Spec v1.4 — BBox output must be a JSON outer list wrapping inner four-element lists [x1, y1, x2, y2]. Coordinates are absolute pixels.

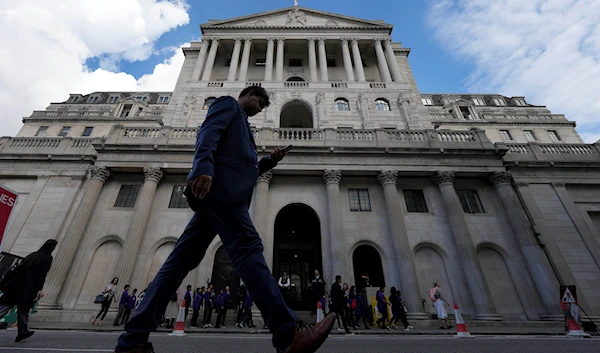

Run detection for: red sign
[[0, 184, 18, 252]]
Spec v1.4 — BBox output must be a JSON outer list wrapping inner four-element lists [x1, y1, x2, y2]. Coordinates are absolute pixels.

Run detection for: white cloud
[[0, 0, 190, 136], [427, 0, 600, 143]]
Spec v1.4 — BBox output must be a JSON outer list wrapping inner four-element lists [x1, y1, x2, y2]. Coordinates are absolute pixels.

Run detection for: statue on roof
[[287, 7, 307, 26]]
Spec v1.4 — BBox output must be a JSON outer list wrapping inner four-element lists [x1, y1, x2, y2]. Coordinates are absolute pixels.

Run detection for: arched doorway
[[211, 246, 240, 293], [77, 240, 122, 308], [280, 100, 313, 128], [353, 245, 385, 289], [273, 204, 323, 310]]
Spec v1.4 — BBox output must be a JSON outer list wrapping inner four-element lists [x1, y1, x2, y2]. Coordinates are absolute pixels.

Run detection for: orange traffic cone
[[168, 299, 187, 337], [453, 302, 474, 339], [561, 302, 591, 338], [316, 301, 324, 324]]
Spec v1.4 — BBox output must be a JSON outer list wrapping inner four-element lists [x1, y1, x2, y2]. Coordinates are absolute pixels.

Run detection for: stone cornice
[[429, 120, 577, 127], [201, 26, 392, 33]]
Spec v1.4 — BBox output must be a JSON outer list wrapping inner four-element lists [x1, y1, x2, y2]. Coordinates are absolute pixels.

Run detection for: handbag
[[94, 294, 106, 304]]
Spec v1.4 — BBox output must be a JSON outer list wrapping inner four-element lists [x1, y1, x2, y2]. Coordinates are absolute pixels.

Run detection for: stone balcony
[[101, 125, 497, 152], [429, 113, 572, 124], [203, 80, 403, 91], [0, 137, 99, 158], [497, 142, 600, 164]]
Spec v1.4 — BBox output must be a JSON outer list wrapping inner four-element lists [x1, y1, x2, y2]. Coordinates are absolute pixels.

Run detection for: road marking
[[0, 348, 112, 352]]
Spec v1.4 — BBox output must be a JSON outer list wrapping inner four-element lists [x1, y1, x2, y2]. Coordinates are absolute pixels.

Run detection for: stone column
[[192, 39, 210, 81], [308, 38, 318, 82], [253, 172, 272, 243], [264, 38, 275, 81], [431, 171, 500, 320], [374, 39, 392, 82], [113, 167, 163, 287], [489, 172, 561, 315], [318, 38, 329, 82], [384, 39, 402, 82], [351, 39, 366, 82], [341, 39, 355, 82], [238, 38, 252, 82], [275, 38, 285, 81], [227, 38, 242, 81], [42, 167, 111, 307], [201, 38, 220, 81], [377, 171, 425, 317], [323, 170, 347, 282]]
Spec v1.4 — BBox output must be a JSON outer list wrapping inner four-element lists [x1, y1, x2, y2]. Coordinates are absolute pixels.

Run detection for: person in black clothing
[[389, 287, 413, 330], [235, 284, 247, 327], [310, 270, 325, 315], [330, 275, 351, 334], [0, 239, 57, 342], [348, 285, 357, 329]]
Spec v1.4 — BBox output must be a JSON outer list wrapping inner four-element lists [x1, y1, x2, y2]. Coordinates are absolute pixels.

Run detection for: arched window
[[335, 98, 350, 112], [203, 97, 216, 110], [287, 76, 305, 82], [375, 98, 391, 112]]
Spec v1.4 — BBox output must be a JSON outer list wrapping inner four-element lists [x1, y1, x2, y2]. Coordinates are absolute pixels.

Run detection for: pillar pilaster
[[275, 39, 285, 81], [264, 38, 275, 82], [323, 170, 346, 282], [383, 39, 402, 82], [318, 38, 329, 82], [341, 39, 355, 82], [351, 39, 366, 82], [201, 38, 220, 81], [227, 38, 242, 81], [308, 38, 318, 82], [374, 38, 392, 82], [192, 39, 210, 81], [238, 38, 252, 82]]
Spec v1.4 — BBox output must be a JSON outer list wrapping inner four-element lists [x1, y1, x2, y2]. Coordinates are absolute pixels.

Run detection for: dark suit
[[117, 96, 296, 352], [330, 282, 350, 332]]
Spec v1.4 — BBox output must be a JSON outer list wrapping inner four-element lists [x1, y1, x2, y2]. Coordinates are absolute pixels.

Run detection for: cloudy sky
[[0, 0, 598, 142]]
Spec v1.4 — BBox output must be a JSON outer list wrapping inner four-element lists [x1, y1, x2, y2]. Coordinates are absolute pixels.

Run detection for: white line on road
[[0, 348, 112, 352]]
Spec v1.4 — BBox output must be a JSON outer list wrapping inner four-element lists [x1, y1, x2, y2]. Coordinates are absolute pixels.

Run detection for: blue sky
[[85, 0, 470, 94]]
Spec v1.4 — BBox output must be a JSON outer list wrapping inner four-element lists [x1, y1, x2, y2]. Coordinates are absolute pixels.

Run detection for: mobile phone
[[283, 144, 293, 152]]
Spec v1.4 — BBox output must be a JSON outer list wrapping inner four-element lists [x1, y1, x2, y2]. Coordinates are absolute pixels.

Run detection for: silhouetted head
[[238, 86, 270, 117]]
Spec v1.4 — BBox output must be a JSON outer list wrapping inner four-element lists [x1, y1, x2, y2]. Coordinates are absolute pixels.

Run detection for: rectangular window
[[114, 185, 141, 208], [493, 98, 506, 106], [121, 104, 133, 117], [548, 130, 561, 142], [135, 96, 147, 102], [403, 189, 428, 213], [348, 189, 371, 212], [514, 99, 527, 106], [421, 98, 434, 106], [472, 98, 485, 106], [87, 96, 99, 104], [327, 59, 336, 67], [289, 59, 302, 67], [523, 130, 537, 142], [68, 96, 79, 103], [35, 126, 48, 137], [460, 106, 472, 120], [255, 58, 266, 66], [457, 190, 485, 214], [168, 185, 188, 208], [82, 127, 93, 137], [58, 126, 71, 137], [499, 129, 513, 141], [108, 96, 119, 104], [157, 96, 170, 104]]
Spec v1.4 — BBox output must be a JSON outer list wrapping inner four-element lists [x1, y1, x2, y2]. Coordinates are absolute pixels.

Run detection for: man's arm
[[258, 147, 288, 176], [187, 97, 235, 181]]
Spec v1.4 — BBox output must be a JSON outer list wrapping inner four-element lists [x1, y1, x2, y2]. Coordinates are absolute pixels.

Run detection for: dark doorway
[[273, 204, 323, 310], [353, 245, 385, 289], [210, 246, 240, 294], [280, 100, 313, 128]]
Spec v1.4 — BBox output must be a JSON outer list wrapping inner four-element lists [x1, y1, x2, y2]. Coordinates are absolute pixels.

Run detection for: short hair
[[133, 288, 138, 292], [187, 285, 192, 289], [239, 86, 270, 107], [200, 286, 205, 290], [335, 275, 341, 281], [124, 284, 130, 289]]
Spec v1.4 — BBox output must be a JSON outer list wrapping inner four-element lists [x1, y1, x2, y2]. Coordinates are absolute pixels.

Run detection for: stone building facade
[[1, 5, 599, 322]]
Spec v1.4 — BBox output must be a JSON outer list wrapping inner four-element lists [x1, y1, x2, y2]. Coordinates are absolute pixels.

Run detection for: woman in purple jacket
[[190, 288, 202, 327]]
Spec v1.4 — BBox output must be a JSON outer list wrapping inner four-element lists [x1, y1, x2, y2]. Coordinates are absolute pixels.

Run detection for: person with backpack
[[0, 239, 57, 342], [430, 282, 452, 329]]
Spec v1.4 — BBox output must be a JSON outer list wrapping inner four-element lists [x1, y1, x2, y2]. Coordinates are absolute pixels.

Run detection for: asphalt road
[[0, 331, 598, 353]]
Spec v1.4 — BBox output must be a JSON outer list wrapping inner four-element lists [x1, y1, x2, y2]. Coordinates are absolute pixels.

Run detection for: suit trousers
[[116, 199, 296, 351], [0, 304, 29, 335]]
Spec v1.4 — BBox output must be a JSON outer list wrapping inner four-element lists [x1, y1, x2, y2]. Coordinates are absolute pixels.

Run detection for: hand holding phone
[[283, 144, 293, 153]]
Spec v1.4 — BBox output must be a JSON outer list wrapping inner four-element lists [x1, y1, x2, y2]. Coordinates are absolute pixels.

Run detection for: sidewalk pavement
[[22, 321, 599, 336]]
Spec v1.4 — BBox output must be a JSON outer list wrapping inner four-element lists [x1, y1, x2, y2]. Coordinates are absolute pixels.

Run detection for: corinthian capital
[[257, 171, 273, 185], [323, 170, 342, 185], [143, 167, 163, 183], [488, 172, 513, 187], [89, 166, 111, 183], [431, 171, 455, 187], [377, 170, 398, 186]]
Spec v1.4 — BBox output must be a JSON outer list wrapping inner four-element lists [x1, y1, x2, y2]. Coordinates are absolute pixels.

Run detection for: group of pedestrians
[[92, 277, 140, 327]]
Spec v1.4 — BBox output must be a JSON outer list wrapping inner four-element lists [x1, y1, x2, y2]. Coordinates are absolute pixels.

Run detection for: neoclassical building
[[1, 5, 599, 323]]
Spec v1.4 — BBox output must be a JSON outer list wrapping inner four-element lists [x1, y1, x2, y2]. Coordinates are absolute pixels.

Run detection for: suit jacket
[[330, 282, 345, 310], [184, 96, 277, 209]]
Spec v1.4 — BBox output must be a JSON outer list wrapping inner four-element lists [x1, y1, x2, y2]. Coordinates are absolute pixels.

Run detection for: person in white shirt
[[278, 271, 291, 301]]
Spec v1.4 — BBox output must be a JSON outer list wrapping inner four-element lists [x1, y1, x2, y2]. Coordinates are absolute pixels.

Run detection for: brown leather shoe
[[114, 342, 154, 353], [279, 313, 336, 353]]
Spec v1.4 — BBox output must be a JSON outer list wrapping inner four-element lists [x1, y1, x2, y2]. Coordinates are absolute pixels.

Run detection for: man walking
[[114, 285, 131, 326], [184, 285, 192, 322], [221, 286, 231, 327], [330, 275, 352, 334], [114, 86, 335, 353]]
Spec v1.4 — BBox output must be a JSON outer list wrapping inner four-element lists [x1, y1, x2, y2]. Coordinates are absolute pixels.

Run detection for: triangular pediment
[[202, 7, 392, 29]]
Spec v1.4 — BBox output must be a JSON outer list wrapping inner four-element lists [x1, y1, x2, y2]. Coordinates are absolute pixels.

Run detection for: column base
[[36, 303, 63, 310], [475, 314, 503, 321], [406, 312, 430, 320], [540, 314, 565, 321]]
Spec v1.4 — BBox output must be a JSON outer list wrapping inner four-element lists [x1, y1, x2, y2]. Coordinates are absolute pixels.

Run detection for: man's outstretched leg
[[114, 212, 217, 353], [205, 200, 335, 353]]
